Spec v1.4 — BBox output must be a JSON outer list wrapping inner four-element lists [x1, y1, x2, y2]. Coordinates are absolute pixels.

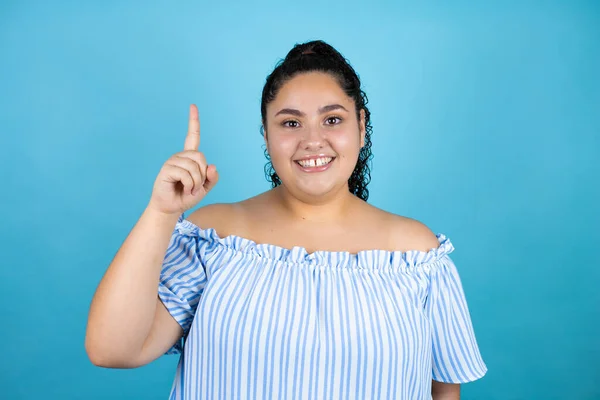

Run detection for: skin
[[85, 72, 459, 399], [265, 71, 365, 207]]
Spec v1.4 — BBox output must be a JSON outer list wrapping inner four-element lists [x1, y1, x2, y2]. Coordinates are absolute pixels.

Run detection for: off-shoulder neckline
[[175, 215, 455, 269]]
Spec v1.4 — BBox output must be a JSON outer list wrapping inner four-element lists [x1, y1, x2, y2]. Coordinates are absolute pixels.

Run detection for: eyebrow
[[274, 104, 349, 117]]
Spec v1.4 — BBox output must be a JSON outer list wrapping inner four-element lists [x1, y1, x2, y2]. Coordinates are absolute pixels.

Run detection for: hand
[[148, 104, 219, 216]]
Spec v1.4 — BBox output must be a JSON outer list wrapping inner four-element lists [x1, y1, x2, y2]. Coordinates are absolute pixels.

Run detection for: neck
[[272, 184, 358, 223]]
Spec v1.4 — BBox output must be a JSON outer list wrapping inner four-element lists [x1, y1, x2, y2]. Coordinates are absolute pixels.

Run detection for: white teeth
[[297, 157, 333, 168]]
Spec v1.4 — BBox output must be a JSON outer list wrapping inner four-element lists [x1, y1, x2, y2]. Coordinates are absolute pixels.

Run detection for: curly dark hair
[[260, 40, 374, 201]]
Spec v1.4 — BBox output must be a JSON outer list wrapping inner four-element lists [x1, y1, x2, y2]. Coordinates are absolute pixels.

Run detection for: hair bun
[[261, 39, 373, 201], [285, 40, 336, 62]]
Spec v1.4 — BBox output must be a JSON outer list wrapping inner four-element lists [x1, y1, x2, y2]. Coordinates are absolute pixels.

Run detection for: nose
[[300, 125, 326, 151]]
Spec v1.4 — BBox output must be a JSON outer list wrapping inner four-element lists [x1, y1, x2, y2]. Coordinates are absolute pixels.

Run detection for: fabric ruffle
[[174, 214, 455, 270]]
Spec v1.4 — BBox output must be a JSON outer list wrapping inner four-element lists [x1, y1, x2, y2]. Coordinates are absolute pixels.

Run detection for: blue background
[[1, 1, 599, 399]]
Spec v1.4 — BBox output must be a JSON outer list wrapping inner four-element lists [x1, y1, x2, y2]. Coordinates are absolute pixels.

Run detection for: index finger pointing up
[[184, 104, 200, 151]]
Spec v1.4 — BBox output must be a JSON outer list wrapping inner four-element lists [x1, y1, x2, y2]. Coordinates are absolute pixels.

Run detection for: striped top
[[158, 215, 487, 399]]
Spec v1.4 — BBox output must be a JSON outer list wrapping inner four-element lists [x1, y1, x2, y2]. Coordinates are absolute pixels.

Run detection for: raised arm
[[432, 381, 461, 400], [85, 104, 218, 368]]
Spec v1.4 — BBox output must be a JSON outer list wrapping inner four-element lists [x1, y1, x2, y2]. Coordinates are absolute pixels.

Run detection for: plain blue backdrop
[[1, 1, 598, 399]]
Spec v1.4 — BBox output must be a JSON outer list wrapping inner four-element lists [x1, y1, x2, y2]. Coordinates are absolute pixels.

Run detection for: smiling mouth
[[295, 157, 334, 168]]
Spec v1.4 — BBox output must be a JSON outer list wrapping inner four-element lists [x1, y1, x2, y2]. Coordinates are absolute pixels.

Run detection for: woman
[[85, 40, 487, 399]]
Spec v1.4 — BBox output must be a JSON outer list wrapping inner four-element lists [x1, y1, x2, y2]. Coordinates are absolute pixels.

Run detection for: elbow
[[84, 333, 142, 369], [85, 340, 123, 368], [85, 349, 116, 368]]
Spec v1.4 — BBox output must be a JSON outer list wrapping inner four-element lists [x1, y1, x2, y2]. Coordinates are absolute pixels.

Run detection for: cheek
[[330, 130, 361, 157], [267, 135, 298, 161]]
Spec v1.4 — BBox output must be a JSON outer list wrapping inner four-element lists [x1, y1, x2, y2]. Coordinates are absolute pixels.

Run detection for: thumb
[[203, 165, 219, 192]]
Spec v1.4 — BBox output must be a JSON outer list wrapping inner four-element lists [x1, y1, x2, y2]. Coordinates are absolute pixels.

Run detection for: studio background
[[1, 1, 598, 399]]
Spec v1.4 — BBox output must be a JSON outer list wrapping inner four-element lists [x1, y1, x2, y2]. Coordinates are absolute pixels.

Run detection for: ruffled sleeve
[[158, 214, 209, 354], [425, 254, 488, 383]]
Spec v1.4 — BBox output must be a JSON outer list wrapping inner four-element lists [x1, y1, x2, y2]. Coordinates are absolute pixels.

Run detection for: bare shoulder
[[367, 206, 440, 252], [185, 191, 270, 236], [390, 213, 440, 252], [186, 202, 243, 235]]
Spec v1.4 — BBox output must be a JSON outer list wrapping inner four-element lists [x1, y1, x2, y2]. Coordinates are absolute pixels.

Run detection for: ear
[[263, 125, 269, 146], [359, 109, 366, 148]]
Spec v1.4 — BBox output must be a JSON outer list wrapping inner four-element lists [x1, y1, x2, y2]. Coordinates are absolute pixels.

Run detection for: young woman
[[86, 40, 487, 399]]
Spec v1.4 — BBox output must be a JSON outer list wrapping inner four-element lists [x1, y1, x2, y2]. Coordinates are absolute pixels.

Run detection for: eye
[[282, 120, 300, 128], [325, 116, 342, 125]]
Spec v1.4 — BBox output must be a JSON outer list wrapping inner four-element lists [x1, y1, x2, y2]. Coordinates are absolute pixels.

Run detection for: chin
[[292, 180, 346, 199], [275, 165, 353, 199]]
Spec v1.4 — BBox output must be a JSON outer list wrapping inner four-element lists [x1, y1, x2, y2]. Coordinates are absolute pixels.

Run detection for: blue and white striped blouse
[[158, 215, 487, 399]]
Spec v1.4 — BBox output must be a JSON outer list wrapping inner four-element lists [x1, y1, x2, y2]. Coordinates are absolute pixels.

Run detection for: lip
[[293, 154, 336, 161], [294, 156, 336, 173]]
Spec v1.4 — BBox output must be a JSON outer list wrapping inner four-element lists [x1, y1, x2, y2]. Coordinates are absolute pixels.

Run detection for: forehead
[[269, 72, 352, 110]]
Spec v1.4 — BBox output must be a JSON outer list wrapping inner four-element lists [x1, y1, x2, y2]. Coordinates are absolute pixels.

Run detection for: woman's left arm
[[432, 381, 460, 400]]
